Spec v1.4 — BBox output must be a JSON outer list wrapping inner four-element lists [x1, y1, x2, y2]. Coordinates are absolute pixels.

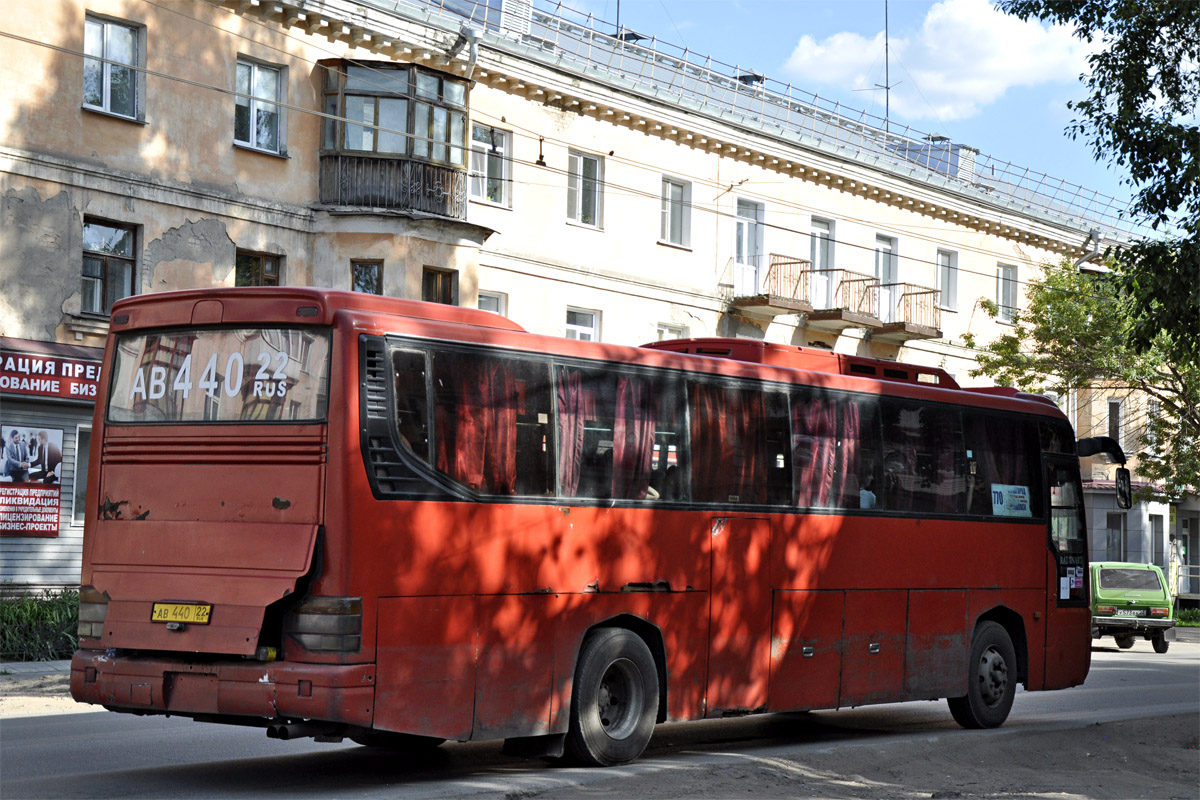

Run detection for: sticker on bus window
[[1060, 576, 1070, 599], [991, 484, 1032, 517]]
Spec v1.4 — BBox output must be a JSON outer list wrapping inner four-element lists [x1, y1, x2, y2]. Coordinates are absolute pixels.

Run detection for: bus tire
[[948, 621, 1016, 729], [1115, 634, 1135, 649], [1152, 634, 1169, 654], [565, 627, 658, 767]]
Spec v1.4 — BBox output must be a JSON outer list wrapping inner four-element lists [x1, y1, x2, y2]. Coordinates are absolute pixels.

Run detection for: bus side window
[[879, 400, 966, 515], [392, 350, 431, 463], [689, 381, 776, 505], [557, 366, 681, 502], [962, 414, 1042, 517]]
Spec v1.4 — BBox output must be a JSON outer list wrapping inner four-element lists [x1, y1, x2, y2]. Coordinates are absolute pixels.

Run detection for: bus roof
[[109, 287, 525, 333]]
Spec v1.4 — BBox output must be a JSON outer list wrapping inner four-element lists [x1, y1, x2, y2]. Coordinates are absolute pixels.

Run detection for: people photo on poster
[[1, 423, 63, 537]]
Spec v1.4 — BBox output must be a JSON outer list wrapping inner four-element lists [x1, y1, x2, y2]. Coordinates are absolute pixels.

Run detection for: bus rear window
[[108, 328, 331, 423]]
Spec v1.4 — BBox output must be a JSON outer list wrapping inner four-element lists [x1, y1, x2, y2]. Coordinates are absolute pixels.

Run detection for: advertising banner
[[1, 424, 63, 537]]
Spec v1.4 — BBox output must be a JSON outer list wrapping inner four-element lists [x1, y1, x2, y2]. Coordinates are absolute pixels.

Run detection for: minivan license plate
[[151, 603, 212, 625], [1114, 608, 1145, 617]]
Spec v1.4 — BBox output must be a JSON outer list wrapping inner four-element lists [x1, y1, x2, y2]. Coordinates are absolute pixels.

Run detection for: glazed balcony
[[318, 154, 468, 220]]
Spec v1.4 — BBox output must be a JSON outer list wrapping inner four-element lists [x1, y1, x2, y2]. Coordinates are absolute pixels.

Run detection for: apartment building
[[3, 0, 1190, 592]]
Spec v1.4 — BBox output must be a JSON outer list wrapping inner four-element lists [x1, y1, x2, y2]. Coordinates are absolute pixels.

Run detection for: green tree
[[964, 259, 1199, 499], [998, 0, 1199, 364]]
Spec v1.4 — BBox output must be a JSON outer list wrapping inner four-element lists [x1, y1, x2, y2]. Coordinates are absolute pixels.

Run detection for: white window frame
[[656, 322, 686, 340], [810, 217, 834, 270], [83, 14, 144, 120], [996, 263, 1018, 322], [565, 307, 600, 341], [470, 124, 512, 208], [735, 199, 765, 267], [1105, 512, 1127, 561], [478, 290, 508, 316], [235, 58, 286, 155], [659, 176, 691, 247], [567, 150, 604, 228], [936, 249, 958, 311], [71, 424, 92, 525]]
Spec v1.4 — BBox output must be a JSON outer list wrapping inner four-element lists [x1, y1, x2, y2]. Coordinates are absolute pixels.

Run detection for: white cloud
[[782, 0, 1090, 122]]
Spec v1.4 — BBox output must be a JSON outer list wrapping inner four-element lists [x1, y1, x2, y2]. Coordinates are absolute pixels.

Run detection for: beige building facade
[[3, 0, 1189, 592]]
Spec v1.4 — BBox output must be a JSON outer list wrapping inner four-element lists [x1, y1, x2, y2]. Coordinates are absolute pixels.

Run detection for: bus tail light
[[284, 596, 362, 652], [78, 585, 109, 640], [1150, 607, 1170, 617], [1094, 605, 1116, 616]]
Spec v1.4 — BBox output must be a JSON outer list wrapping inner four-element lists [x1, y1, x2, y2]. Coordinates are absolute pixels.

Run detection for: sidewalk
[[0, 660, 71, 677]]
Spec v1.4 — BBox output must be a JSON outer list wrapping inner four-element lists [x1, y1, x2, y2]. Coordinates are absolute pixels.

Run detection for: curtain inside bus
[[434, 353, 517, 494], [690, 383, 767, 504]]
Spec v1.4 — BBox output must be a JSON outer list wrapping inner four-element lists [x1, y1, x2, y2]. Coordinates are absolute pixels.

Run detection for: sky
[[568, 0, 1135, 211]]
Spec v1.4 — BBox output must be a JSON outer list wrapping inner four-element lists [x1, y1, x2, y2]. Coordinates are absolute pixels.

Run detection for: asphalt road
[[3, 642, 1197, 799]]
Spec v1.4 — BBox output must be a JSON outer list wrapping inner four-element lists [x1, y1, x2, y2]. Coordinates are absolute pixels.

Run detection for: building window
[[1151, 514, 1165, 569], [235, 59, 285, 154], [1105, 512, 1127, 561], [470, 125, 511, 206], [996, 264, 1017, 322], [72, 425, 92, 525], [875, 235, 898, 322], [81, 219, 135, 315], [1108, 397, 1123, 447], [422, 267, 457, 305], [351, 260, 383, 294], [735, 199, 764, 267], [937, 250, 958, 311], [478, 290, 507, 315], [567, 150, 603, 227], [656, 323, 686, 340], [660, 177, 691, 247], [83, 15, 142, 119], [321, 62, 466, 166], [810, 218, 834, 270], [565, 308, 599, 341], [235, 251, 280, 287]]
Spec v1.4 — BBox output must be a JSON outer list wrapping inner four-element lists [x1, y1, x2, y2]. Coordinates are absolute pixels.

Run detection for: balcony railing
[[877, 283, 941, 331], [763, 253, 809, 300], [802, 268, 880, 318], [319, 154, 468, 219]]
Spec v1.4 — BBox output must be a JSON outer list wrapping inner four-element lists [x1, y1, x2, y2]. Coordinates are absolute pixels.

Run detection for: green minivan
[[1090, 562, 1175, 653]]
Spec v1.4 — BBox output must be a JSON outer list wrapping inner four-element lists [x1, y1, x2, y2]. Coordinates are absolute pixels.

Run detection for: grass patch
[[1176, 608, 1200, 627], [0, 590, 79, 661]]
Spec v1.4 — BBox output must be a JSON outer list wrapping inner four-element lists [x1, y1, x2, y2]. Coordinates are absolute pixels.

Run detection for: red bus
[[72, 287, 1114, 766]]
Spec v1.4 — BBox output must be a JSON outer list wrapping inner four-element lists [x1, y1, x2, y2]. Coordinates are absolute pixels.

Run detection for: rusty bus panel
[[905, 590, 969, 700], [769, 590, 843, 711]]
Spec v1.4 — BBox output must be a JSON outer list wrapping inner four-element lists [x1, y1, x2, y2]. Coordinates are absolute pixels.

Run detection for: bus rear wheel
[[565, 627, 658, 767], [948, 621, 1016, 729]]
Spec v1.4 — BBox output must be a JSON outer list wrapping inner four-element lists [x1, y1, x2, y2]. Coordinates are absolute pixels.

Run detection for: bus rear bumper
[[70, 650, 375, 727]]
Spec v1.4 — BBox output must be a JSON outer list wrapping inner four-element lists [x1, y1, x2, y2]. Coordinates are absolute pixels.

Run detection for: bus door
[[1043, 457, 1090, 688], [706, 517, 772, 716]]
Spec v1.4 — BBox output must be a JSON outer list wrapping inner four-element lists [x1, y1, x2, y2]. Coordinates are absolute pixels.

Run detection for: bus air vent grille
[[363, 346, 389, 419]]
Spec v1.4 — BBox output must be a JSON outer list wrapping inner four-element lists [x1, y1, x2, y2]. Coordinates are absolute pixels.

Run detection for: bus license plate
[[1114, 608, 1145, 617], [151, 602, 212, 625]]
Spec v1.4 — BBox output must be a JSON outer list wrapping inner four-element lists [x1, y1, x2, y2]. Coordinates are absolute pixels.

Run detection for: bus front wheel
[[948, 621, 1016, 729], [565, 627, 659, 766]]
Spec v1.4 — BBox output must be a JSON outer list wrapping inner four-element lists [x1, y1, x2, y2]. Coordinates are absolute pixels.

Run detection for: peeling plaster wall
[[1, 185, 80, 340], [144, 218, 236, 291]]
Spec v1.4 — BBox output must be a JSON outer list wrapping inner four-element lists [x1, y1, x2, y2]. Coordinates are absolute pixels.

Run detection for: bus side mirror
[[1115, 467, 1132, 509]]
